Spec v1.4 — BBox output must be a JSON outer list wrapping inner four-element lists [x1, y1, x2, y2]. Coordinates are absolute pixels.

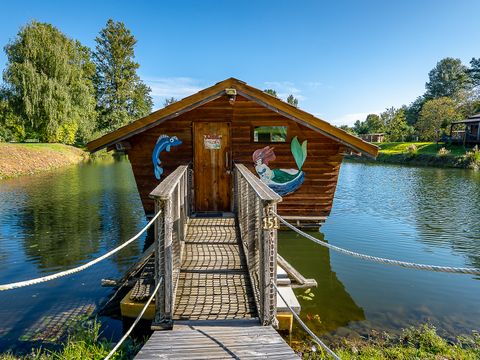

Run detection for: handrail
[[274, 282, 340, 360], [234, 164, 281, 326], [104, 277, 163, 360], [149, 165, 189, 200], [150, 165, 191, 327], [275, 212, 480, 276], [234, 163, 282, 203], [0, 211, 162, 291]]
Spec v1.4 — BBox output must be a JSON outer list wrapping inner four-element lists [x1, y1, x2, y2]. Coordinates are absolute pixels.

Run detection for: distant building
[[449, 114, 480, 145], [359, 133, 385, 143]]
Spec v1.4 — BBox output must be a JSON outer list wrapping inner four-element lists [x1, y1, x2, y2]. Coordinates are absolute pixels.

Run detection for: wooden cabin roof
[[452, 113, 480, 124], [86, 77, 378, 158]]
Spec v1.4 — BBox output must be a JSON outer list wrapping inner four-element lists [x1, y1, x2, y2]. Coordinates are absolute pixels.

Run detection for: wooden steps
[[134, 319, 299, 359]]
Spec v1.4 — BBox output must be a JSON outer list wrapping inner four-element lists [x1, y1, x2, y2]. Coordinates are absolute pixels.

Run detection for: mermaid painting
[[252, 136, 307, 196]]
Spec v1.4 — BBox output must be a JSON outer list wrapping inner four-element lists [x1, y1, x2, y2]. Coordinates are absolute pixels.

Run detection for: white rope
[[104, 277, 163, 360], [274, 283, 340, 360], [274, 212, 480, 275], [0, 211, 162, 291]]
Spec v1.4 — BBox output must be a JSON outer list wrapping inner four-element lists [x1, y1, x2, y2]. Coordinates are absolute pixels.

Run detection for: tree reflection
[[3, 157, 145, 274], [410, 168, 480, 270]]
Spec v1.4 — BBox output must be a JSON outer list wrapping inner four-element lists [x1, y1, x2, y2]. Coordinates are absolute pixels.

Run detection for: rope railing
[[104, 277, 163, 360], [274, 212, 480, 276], [273, 283, 340, 360], [0, 211, 162, 291]]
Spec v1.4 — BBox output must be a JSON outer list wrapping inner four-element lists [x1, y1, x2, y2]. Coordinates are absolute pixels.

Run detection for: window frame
[[251, 124, 290, 144]]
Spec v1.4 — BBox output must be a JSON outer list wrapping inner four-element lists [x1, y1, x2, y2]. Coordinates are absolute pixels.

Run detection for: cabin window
[[253, 126, 288, 143]]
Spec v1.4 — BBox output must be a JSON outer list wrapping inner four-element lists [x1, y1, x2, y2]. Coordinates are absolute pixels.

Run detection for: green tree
[[364, 113, 384, 133], [0, 91, 23, 141], [339, 124, 355, 134], [468, 57, 480, 89], [416, 97, 462, 140], [405, 96, 426, 126], [2, 21, 97, 144], [264, 89, 278, 98], [383, 108, 413, 141], [163, 97, 178, 107], [94, 19, 153, 133], [425, 58, 471, 99], [286, 94, 298, 107], [353, 119, 369, 134]]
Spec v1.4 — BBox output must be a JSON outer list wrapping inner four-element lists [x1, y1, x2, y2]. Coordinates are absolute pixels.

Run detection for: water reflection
[[410, 168, 480, 270], [1, 156, 479, 351], [279, 161, 480, 341], [0, 157, 146, 352], [278, 231, 365, 335]]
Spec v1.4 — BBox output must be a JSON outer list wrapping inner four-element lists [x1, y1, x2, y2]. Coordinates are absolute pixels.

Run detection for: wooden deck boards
[[173, 217, 256, 321], [135, 320, 299, 359]]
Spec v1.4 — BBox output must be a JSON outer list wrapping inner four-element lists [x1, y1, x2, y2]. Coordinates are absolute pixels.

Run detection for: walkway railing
[[0, 212, 161, 291], [234, 163, 282, 326], [275, 212, 480, 275], [150, 165, 191, 328]]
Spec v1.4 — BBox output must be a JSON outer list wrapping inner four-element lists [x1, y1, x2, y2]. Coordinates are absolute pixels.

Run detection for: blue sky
[[0, 0, 479, 126]]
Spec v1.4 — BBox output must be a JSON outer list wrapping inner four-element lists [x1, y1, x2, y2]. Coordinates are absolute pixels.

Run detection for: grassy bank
[[0, 143, 88, 179], [348, 142, 480, 170], [0, 319, 140, 360], [1, 322, 478, 360], [294, 324, 480, 359]]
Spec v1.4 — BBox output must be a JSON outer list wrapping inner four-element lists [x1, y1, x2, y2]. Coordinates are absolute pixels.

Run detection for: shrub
[[405, 144, 418, 157], [437, 147, 451, 157], [463, 145, 480, 170]]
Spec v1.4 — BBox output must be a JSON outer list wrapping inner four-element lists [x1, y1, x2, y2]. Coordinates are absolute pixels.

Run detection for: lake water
[[0, 157, 479, 352]]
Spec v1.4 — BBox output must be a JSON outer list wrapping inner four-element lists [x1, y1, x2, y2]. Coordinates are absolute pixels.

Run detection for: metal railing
[[150, 165, 191, 328], [234, 163, 282, 326]]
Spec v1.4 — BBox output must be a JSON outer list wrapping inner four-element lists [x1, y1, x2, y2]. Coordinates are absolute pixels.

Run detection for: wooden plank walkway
[[173, 217, 256, 321], [134, 217, 298, 359], [135, 319, 299, 359]]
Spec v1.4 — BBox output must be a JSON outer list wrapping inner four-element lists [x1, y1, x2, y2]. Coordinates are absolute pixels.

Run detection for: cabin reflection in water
[[87, 77, 378, 227], [278, 231, 365, 334]]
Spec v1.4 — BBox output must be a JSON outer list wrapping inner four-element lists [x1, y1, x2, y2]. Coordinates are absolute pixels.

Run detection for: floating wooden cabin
[[87, 78, 378, 224]]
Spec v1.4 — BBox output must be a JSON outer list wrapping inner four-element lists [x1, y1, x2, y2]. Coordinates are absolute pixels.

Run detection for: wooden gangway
[[136, 319, 298, 359], [132, 163, 299, 359], [174, 217, 256, 321]]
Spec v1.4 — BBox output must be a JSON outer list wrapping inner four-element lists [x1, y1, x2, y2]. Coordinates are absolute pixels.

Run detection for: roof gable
[[86, 77, 378, 157]]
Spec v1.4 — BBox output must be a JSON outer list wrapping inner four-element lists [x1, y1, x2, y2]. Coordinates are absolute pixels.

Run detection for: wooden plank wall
[[126, 95, 345, 218]]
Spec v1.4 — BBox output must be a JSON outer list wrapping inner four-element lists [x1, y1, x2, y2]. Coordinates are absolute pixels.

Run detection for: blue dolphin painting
[[152, 135, 182, 180]]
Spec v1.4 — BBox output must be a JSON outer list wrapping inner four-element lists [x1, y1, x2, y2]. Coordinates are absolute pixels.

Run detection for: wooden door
[[194, 122, 231, 212]]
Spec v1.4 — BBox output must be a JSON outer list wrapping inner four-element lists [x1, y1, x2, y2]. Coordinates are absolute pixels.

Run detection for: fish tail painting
[[152, 135, 182, 180], [252, 136, 307, 196]]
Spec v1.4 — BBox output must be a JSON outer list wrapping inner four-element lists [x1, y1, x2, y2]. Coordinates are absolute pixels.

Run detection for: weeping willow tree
[[2, 21, 97, 144]]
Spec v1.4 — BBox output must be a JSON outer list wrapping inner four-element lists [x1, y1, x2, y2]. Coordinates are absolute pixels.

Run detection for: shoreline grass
[[348, 142, 480, 170], [294, 324, 480, 359], [0, 142, 88, 179], [0, 319, 141, 360], [1, 321, 478, 360]]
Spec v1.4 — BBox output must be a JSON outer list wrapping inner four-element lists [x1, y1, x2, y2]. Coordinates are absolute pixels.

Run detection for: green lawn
[[376, 142, 467, 157]]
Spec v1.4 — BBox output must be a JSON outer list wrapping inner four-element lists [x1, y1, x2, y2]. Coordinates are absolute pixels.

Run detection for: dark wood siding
[[126, 95, 344, 218]]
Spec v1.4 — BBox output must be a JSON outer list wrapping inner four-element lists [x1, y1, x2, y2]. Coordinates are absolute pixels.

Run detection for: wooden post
[[262, 202, 278, 327], [153, 199, 171, 329]]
